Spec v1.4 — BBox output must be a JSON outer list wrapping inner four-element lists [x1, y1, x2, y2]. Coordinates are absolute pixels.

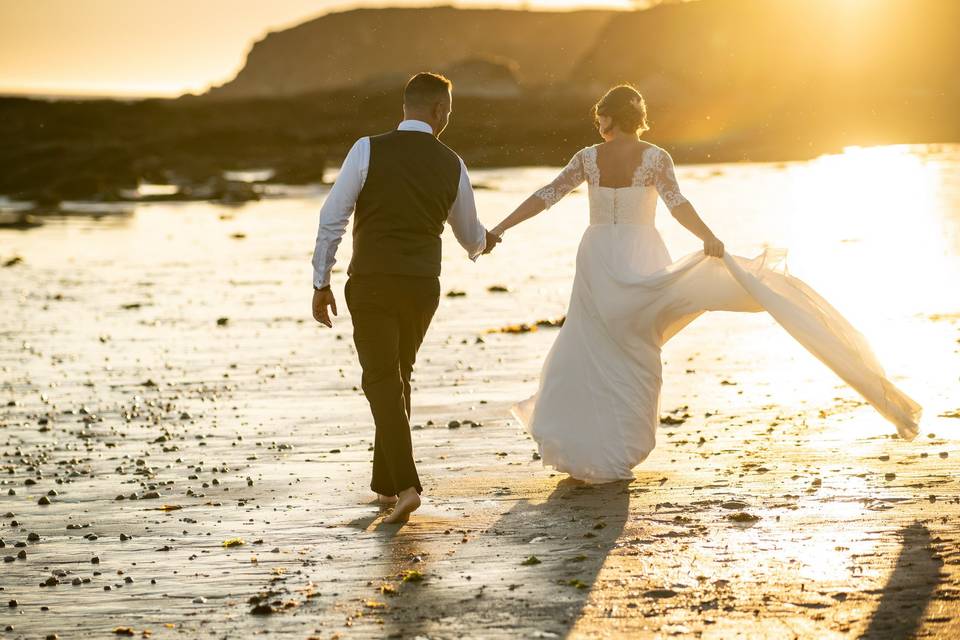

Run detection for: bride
[[488, 84, 922, 484]]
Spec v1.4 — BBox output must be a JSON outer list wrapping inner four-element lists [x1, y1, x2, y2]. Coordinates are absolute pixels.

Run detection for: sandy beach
[[1, 144, 959, 639]]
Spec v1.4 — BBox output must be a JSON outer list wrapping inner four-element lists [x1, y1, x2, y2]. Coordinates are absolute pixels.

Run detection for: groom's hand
[[482, 229, 502, 255], [312, 287, 337, 327]]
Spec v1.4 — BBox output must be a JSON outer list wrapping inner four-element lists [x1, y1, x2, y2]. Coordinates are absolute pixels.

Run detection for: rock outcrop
[[206, 7, 613, 99]]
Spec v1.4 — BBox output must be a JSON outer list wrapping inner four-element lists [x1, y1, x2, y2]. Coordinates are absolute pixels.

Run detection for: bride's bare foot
[[382, 487, 420, 524]]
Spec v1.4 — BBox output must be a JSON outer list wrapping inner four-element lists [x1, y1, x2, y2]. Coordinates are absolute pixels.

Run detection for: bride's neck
[[605, 130, 639, 143]]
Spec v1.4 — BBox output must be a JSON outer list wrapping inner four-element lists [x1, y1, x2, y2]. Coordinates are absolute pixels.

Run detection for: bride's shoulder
[[572, 144, 601, 162], [640, 142, 677, 169], [639, 141, 669, 156]]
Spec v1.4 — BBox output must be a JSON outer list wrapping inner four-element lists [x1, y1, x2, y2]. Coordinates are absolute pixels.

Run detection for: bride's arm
[[489, 194, 546, 239], [656, 149, 724, 257], [671, 202, 724, 257], [489, 149, 586, 238]]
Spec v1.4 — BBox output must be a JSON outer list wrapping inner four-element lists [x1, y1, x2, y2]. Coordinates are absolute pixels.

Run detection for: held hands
[[703, 235, 725, 258], [481, 228, 503, 255], [312, 287, 337, 328]]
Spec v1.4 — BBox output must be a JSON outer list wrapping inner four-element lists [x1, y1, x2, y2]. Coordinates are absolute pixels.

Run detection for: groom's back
[[349, 130, 461, 279]]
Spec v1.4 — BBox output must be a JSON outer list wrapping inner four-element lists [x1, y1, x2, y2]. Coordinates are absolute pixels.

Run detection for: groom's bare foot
[[382, 487, 420, 524], [377, 493, 398, 507]]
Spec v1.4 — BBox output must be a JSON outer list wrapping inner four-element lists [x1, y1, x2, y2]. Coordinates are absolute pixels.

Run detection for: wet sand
[[1, 146, 959, 638]]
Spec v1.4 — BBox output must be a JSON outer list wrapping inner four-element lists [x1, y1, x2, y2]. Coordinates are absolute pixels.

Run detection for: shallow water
[[0, 143, 958, 638]]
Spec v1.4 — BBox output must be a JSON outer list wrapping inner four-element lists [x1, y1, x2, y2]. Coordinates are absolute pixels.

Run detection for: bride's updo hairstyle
[[593, 84, 650, 136]]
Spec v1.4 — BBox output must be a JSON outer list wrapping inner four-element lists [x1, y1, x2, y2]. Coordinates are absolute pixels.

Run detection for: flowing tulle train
[[512, 247, 921, 483]]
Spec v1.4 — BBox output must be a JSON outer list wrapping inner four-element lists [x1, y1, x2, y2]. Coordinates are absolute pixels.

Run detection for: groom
[[311, 72, 499, 523]]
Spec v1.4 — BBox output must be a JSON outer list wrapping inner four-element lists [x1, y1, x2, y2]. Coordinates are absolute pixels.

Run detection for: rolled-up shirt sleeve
[[447, 157, 487, 261], [311, 138, 368, 289]]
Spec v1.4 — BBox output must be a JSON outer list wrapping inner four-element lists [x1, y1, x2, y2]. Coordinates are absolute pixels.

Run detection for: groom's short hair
[[403, 72, 452, 109]]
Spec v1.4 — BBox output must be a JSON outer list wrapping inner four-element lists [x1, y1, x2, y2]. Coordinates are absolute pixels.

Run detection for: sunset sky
[[0, 0, 634, 98]]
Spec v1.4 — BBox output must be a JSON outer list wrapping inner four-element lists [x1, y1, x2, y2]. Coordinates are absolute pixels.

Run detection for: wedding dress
[[511, 144, 922, 483]]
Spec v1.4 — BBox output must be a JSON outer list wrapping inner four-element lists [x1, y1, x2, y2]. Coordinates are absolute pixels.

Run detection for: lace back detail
[[533, 144, 688, 210]]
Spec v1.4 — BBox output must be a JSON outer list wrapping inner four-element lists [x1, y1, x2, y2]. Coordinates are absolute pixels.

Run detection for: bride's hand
[[703, 235, 724, 258], [482, 228, 503, 255]]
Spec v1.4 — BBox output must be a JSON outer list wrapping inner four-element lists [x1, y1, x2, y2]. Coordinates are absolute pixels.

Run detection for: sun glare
[[783, 145, 947, 313]]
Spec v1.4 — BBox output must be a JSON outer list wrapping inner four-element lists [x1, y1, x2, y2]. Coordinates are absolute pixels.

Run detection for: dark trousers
[[345, 273, 439, 496]]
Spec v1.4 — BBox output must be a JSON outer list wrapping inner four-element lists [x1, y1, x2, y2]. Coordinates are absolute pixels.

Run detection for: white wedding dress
[[511, 144, 922, 483]]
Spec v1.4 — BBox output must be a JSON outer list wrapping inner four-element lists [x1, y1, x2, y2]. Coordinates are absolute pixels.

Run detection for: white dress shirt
[[311, 119, 487, 289]]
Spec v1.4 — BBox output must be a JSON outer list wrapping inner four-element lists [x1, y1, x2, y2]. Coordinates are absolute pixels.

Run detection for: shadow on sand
[[364, 477, 632, 638], [860, 522, 942, 639]]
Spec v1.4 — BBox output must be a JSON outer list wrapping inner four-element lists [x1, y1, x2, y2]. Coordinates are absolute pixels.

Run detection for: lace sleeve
[[654, 148, 689, 210], [533, 149, 586, 209]]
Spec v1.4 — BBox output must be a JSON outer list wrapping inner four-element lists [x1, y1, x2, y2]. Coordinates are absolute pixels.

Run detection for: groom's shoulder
[[419, 135, 464, 171], [368, 130, 459, 160], [367, 129, 396, 143], [436, 139, 464, 166]]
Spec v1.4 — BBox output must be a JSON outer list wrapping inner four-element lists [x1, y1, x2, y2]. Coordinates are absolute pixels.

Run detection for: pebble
[[37, 495, 51, 505], [727, 512, 760, 523], [250, 603, 275, 615], [720, 500, 749, 510], [644, 589, 679, 599]]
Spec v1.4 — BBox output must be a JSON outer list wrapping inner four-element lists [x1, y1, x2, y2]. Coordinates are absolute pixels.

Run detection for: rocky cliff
[[206, 6, 614, 99], [209, 0, 960, 111]]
